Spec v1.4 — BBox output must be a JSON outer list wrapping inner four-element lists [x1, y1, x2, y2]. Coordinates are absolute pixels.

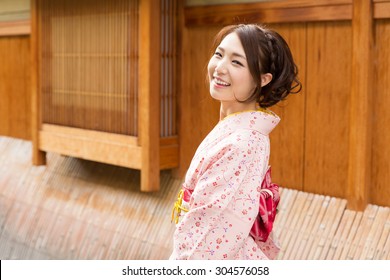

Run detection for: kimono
[[170, 110, 281, 260]]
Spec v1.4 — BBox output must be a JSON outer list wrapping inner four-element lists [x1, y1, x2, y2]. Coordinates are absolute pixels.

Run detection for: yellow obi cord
[[171, 189, 189, 224]]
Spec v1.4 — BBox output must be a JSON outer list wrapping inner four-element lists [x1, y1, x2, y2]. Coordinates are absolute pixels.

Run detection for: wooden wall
[[1, 1, 389, 207], [372, 18, 390, 207], [179, 0, 390, 208], [0, 34, 31, 140], [0, 2, 31, 139]]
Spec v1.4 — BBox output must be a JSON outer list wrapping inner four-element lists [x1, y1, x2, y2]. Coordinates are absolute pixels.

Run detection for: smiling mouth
[[213, 77, 231, 86]]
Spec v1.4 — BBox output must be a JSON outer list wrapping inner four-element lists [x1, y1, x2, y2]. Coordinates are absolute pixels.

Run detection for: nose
[[215, 58, 227, 74]]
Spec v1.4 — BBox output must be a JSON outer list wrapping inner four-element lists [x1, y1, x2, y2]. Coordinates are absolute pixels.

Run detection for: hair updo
[[210, 24, 302, 108]]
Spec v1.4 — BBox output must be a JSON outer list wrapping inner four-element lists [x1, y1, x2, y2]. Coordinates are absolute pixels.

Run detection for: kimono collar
[[220, 109, 280, 136]]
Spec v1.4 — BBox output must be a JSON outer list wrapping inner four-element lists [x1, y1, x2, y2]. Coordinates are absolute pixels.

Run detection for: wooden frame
[[0, 20, 30, 36], [31, 0, 178, 192]]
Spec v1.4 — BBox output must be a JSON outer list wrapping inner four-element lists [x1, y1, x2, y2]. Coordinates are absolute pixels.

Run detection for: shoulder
[[223, 128, 269, 149], [206, 130, 268, 161]]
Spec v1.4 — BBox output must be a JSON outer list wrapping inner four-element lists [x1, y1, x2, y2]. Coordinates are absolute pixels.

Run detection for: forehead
[[218, 32, 245, 54]]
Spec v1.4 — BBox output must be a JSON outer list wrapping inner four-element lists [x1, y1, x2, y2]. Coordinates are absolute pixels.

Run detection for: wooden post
[[31, 0, 46, 165], [138, 0, 161, 191], [347, 0, 373, 210], [171, 0, 186, 179]]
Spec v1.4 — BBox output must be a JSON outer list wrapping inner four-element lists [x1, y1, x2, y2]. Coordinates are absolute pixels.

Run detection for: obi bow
[[250, 167, 280, 242]]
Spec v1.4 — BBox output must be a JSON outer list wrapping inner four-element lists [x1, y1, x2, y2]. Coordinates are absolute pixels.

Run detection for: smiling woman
[[170, 24, 301, 260], [208, 32, 259, 114]]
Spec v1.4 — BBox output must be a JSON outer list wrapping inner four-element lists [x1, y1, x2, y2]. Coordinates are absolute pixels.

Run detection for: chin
[[210, 94, 220, 101], [210, 91, 221, 100]]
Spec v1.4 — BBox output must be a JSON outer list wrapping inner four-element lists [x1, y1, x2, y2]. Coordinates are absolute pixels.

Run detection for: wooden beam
[[373, 1, 390, 18], [138, 0, 161, 192], [39, 125, 142, 169], [347, 0, 373, 211], [31, 0, 46, 165], [39, 125, 178, 170], [184, 0, 353, 26], [0, 20, 30, 36]]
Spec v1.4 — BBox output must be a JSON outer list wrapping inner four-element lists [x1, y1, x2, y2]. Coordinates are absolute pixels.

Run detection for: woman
[[170, 24, 301, 260]]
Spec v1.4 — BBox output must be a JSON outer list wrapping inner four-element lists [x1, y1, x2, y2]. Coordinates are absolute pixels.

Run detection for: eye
[[214, 51, 222, 58], [232, 60, 244, 66]]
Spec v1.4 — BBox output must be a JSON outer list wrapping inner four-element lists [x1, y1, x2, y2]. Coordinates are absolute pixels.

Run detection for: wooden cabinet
[[31, 0, 178, 191]]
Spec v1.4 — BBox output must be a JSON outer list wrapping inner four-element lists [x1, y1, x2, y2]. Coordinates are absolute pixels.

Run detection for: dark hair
[[210, 24, 302, 108]]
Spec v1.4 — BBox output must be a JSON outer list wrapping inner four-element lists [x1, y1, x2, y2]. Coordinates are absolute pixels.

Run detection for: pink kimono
[[170, 110, 281, 260]]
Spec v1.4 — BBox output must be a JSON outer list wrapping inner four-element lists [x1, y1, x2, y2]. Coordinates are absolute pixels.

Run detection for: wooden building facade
[[0, 0, 389, 209]]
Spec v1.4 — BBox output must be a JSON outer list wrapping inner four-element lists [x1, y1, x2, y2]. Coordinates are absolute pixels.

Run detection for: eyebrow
[[217, 47, 246, 60]]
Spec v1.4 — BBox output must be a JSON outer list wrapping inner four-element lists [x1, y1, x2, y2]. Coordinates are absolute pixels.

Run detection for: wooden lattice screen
[[32, 0, 178, 191], [160, 0, 177, 138], [39, 0, 176, 137]]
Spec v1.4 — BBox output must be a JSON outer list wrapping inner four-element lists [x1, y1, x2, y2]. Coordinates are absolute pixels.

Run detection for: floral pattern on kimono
[[170, 110, 281, 260]]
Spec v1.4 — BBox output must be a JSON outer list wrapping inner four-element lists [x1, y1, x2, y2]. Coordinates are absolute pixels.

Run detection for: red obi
[[172, 168, 280, 243], [250, 167, 280, 242]]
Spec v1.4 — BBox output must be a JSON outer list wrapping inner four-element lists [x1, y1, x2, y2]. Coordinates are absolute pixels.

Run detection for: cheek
[[207, 59, 216, 78], [234, 73, 257, 95], [249, 79, 257, 92], [244, 72, 257, 89], [235, 72, 256, 87]]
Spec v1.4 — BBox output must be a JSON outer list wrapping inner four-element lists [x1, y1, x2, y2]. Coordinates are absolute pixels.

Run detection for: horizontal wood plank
[[42, 124, 139, 146], [374, 2, 390, 19], [39, 125, 178, 170], [185, 1, 353, 26], [0, 20, 30, 36], [40, 127, 143, 169]]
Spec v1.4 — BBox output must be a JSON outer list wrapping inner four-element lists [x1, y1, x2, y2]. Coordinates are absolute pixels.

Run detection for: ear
[[261, 73, 273, 87]]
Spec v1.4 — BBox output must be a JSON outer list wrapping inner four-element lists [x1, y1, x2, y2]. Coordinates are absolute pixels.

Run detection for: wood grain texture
[[372, 19, 390, 207], [0, 20, 30, 36], [184, 0, 353, 26], [0, 36, 31, 141], [39, 125, 143, 169], [139, 0, 161, 191], [2, 0, 389, 205], [375, 2, 390, 18], [268, 23, 306, 190], [304, 21, 352, 198], [347, 0, 373, 211], [177, 25, 221, 177], [29, 0, 179, 191], [30, 0, 46, 165]]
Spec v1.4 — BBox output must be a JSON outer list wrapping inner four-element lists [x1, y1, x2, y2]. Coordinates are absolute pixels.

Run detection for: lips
[[213, 77, 231, 86]]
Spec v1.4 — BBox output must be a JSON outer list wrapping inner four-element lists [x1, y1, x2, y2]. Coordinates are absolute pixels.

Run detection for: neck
[[219, 101, 257, 120]]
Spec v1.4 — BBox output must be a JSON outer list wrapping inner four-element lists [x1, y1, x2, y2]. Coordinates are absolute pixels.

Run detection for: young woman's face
[[208, 32, 257, 103]]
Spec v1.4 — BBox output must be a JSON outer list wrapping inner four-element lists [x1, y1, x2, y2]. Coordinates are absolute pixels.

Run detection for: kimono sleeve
[[172, 140, 268, 259]]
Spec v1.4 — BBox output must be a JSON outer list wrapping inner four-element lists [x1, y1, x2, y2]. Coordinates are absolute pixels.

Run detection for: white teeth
[[214, 78, 230, 86]]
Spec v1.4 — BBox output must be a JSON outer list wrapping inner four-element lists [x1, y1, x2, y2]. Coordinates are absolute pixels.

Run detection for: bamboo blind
[[39, 0, 177, 137], [160, 0, 177, 137]]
